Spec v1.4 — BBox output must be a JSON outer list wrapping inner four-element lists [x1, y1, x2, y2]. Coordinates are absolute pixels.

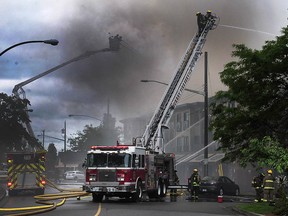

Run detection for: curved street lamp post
[[0, 39, 59, 56]]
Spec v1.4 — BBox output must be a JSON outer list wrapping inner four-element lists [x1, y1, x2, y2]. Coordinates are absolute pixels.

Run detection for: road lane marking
[[95, 203, 102, 216]]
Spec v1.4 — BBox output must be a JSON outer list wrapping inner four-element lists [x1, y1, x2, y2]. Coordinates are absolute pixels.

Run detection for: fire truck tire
[[157, 182, 162, 197], [162, 183, 167, 197], [156, 181, 167, 197], [92, 193, 103, 202], [131, 181, 143, 202]]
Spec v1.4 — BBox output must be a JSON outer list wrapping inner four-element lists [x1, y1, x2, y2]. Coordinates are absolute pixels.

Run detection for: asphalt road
[[0, 182, 249, 216]]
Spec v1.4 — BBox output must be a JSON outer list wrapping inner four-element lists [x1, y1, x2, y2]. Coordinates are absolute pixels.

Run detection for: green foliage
[[210, 26, 288, 166], [46, 143, 58, 170], [240, 137, 288, 173], [236, 203, 274, 215], [273, 196, 288, 216], [68, 124, 121, 152], [0, 93, 39, 161]]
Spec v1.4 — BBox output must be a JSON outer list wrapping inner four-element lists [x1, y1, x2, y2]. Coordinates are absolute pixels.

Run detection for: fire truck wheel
[[157, 182, 162, 197], [131, 181, 143, 202], [92, 193, 103, 202], [162, 183, 167, 197]]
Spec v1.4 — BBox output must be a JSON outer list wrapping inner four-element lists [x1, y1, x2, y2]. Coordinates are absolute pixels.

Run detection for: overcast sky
[[1, 0, 287, 151]]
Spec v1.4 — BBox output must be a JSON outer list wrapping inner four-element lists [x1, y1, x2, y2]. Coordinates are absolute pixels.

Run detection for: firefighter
[[263, 169, 275, 204], [190, 168, 201, 200], [196, 12, 206, 36], [205, 10, 212, 20], [251, 172, 265, 202]]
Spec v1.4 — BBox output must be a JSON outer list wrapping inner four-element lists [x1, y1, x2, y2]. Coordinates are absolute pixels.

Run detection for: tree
[[68, 124, 121, 153], [210, 26, 288, 167], [46, 143, 58, 170], [0, 93, 39, 161], [46, 143, 58, 178]]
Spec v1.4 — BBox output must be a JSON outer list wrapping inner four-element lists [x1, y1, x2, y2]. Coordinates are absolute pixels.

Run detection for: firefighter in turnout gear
[[263, 169, 275, 204], [190, 168, 201, 200], [196, 12, 206, 36], [252, 172, 265, 202]]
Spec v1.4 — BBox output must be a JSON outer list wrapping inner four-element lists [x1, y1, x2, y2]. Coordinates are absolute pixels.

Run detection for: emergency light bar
[[90, 146, 129, 151]]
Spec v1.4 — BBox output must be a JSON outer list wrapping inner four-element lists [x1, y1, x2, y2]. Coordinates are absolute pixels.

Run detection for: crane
[[13, 35, 122, 150], [136, 12, 219, 152]]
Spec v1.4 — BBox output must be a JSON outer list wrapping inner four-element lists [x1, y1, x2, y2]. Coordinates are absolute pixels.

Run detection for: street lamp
[[140, 80, 204, 96], [0, 39, 59, 56], [68, 114, 102, 122]]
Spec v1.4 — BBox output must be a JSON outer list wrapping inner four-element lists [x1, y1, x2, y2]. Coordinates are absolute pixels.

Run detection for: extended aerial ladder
[[138, 13, 219, 152], [12, 35, 122, 150]]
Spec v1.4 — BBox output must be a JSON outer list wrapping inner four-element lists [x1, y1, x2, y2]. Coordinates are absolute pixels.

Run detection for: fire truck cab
[[6, 152, 46, 196], [83, 143, 176, 202]]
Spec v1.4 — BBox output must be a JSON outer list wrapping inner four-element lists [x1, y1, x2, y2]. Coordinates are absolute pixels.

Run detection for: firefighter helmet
[[207, 10, 212, 13], [267, 170, 273, 174], [196, 12, 201, 16], [193, 168, 198, 172]]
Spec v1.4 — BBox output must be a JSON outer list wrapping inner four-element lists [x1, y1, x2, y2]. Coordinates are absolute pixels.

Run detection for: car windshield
[[87, 153, 131, 168]]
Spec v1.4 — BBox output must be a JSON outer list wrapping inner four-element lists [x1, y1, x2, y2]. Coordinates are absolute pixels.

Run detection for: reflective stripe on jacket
[[263, 174, 275, 190], [190, 173, 200, 186]]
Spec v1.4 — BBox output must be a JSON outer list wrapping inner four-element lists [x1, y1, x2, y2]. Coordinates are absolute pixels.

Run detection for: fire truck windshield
[[87, 153, 131, 168]]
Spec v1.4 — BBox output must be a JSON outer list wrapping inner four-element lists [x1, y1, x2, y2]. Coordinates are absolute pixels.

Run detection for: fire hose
[[0, 178, 90, 216]]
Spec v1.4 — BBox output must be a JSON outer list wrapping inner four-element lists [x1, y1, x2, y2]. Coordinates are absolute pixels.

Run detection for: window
[[183, 136, 189, 152], [139, 155, 145, 168], [87, 153, 107, 167], [183, 112, 190, 130], [108, 153, 131, 167], [87, 153, 131, 167], [177, 137, 183, 152], [176, 113, 182, 132]]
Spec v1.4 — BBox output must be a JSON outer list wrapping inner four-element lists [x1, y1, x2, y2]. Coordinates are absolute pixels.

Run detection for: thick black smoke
[[35, 0, 284, 123]]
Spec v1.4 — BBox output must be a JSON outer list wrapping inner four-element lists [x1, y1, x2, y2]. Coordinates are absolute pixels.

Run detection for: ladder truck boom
[[12, 35, 122, 150], [141, 12, 219, 152]]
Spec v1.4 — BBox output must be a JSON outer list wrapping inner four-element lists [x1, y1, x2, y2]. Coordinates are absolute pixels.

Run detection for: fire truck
[[6, 151, 46, 196], [84, 12, 219, 202]]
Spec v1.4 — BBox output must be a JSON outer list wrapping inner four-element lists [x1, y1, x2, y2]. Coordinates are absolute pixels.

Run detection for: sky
[[1, 0, 287, 151]]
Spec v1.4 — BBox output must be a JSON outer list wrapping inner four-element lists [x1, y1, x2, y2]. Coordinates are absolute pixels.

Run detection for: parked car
[[199, 176, 240, 196], [65, 171, 85, 181]]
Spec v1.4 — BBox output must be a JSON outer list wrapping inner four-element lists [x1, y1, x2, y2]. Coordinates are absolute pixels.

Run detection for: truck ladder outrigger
[[139, 13, 219, 152]]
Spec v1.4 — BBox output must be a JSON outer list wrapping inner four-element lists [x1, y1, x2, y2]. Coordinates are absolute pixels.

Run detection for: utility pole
[[61, 121, 67, 172], [42, 130, 45, 149], [204, 51, 209, 176], [64, 120, 66, 152]]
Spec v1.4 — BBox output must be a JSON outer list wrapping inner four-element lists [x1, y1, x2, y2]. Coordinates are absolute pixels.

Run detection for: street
[[0, 182, 248, 216]]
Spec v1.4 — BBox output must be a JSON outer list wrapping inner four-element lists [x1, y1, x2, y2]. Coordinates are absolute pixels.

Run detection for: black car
[[199, 176, 240, 196]]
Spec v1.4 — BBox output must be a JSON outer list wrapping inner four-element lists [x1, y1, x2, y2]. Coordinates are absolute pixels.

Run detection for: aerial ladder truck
[[84, 12, 219, 202], [7, 35, 122, 196]]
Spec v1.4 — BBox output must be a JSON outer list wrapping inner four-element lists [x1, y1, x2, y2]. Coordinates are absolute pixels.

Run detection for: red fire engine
[[84, 144, 176, 201], [84, 12, 218, 202]]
